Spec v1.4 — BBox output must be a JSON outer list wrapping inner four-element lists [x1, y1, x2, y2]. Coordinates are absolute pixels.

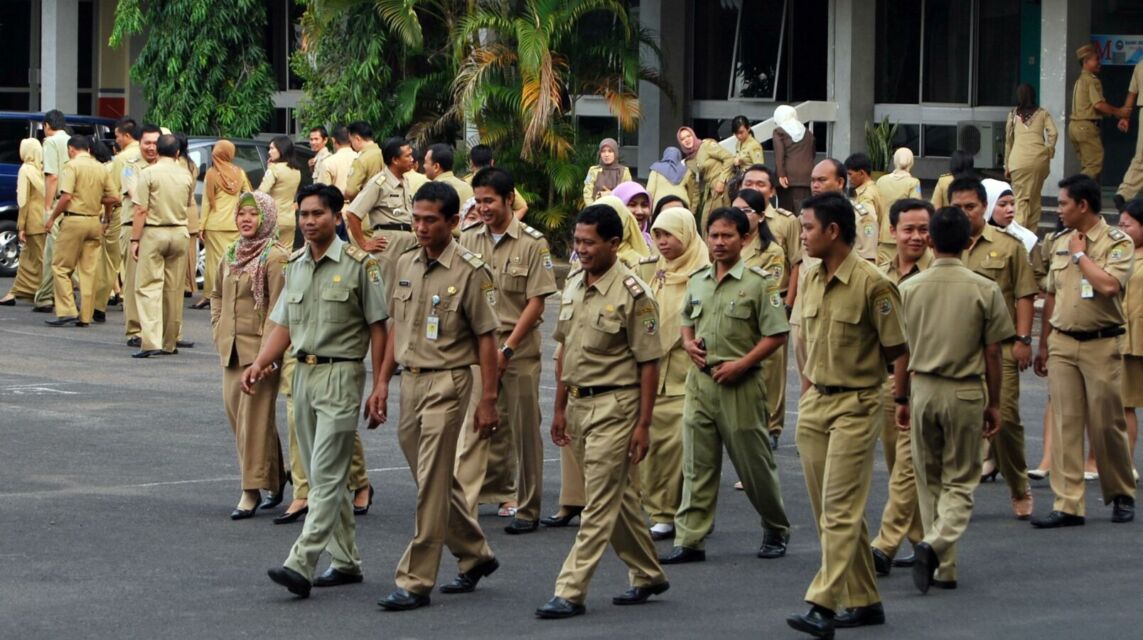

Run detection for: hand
[[1004, 169, 1011, 180], [628, 424, 650, 464], [365, 385, 388, 428], [18, 230, 26, 244], [1033, 343, 1049, 377], [100, 220, 108, 235], [363, 237, 388, 253], [496, 349, 509, 379], [131, 241, 140, 261], [982, 406, 1001, 439], [1067, 231, 1086, 255], [241, 362, 267, 394], [550, 410, 570, 446], [1119, 118, 1131, 133], [683, 338, 707, 369], [779, 176, 790, 189], [1013, 341, 1032, 371], [895, 403, 911, 432], [714, 181, 726, 195], [475, 398, 499, 440], [711, 358, 750, 384]]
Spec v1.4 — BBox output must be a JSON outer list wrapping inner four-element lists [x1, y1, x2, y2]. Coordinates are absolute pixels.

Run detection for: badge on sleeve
[[643, 318, 658, 335], [483, 281, 497, 306], [366, 264, 381, 285], [1110, 247, 1126, 261], [864, 224, 876, 238], [876, 295, 893, 316], [540, 248, 553, 270]]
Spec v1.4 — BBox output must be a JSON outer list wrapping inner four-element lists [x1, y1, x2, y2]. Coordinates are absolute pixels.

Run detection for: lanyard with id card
[[1080, 278, 1094, 299], [426, 294, 441, 340]]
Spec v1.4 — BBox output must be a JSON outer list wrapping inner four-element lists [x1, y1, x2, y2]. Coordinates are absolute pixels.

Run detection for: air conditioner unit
[[956, 121, 1006, 169]]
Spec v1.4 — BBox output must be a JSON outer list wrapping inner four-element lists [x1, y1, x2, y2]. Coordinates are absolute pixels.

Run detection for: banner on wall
[[1091, 35, 1143, 66]]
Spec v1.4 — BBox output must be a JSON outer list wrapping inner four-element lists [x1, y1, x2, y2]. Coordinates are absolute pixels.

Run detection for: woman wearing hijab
[[648, 147, 700, 211], [983, 178, 1038, 254], [874, 148, 924, 264], [771, 105, 815, 212], [594, 195, 651, 267], [582, 138, 632, 205], [636, 207, 710, 540], [209, 191, 289, 519], [612, 181, 654, 247], [1005, 84, 1058, 232], [199, 140, 252, 309], [1, 139, 46, 306], [677, 126, 736, 231], [259, 135, 302, 247]]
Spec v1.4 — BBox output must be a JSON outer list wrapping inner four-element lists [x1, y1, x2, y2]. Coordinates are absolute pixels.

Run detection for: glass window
[[787, 0, 829, 101], [975, 0, 1021, 106], [921, 0, 970, 103], [692, 0, 786, 100], [0, 120, 30, 164], [187, 148, 208, 182], [0, 1, 32, 88], [0, 93, 29, 111], [875, 0, 921, 103], [892, 124, 921, 156], [234, 143, 265, 187], [922, 124, 957, 157], [78, 1, 95, 90]]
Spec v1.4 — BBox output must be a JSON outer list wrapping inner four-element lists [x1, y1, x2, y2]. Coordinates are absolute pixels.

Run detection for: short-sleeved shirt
[[111, 141, 142, 222], [962, 224, 1038, 323], [900, 258, 1015, 378], [764, 205, 802, 286], [135, 158, 194, 227], [1130, 61, 1143, 101], [682, 260, 789, 368], [555, 261, 662, 387], [311, 147, 331, 180], [317, 146, 358, 193], [852, 198, 879, 261], [269, 237, 389, 359], [742, 239, 786, 286], [1071, 71, 1106, 121], [879, 249, 933, 285], [434, 171, 475, 203], [1046, 218, 1136, 331], [345, 142, 383, 196], [799, 249, 907, 387], [259, 162, 301, 222], [59, 152, 115, 216], [855, 181, 885, 238], [390, 240, 500, 369], [459, 218, 558, 339], [42, 130, 70, 178], [347, 166, 411, 227]]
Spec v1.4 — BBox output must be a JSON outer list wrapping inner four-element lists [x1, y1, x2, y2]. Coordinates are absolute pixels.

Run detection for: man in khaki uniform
[[458, 167, 557, 533], [425, 144, 475, 204], [1114, 59, 1143, 209], [373, 182, 501, 611], [660, 207, 791, 565], [786, 192, 908, 638], [343, 121, 382, 200], [92, 118, 139, 322], [1033, 174, 1137, 527], [129, 135, 194, 357], [345, 137, 416, 298], [315, 125, 357, 195], [307, 126, 330, 178], [466, 144, 528, 219], [949, 178, 1038, 518], [845, 153, 886, 248], [33, 110, 73, 312], [244, 184, 389, 599], [536, 204, 668, 619], [43, 136, 119, 327], [1069, 44, 1118, 180], [121, 125, 159, 346], [898, 206, 1012, 594]]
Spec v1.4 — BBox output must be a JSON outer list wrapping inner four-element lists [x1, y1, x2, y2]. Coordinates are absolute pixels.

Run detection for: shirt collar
[[583, 260, 624, 294], [887, 249, 933, 279], [1083, 217, 1109, 242], [485, 216, 520, 242], [382, 166, 404, 188], [931, 257, 963, 268], [414, 238, 458, 269], [815, 249, 859, 286], [700, 258, 746, 281], [304, 237, 344, 264]]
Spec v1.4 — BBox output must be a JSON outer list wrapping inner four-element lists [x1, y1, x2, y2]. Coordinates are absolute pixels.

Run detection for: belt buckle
[[408, 367, 421, 374], [304, 354, 317, 365], [568, 386, 581, 399]]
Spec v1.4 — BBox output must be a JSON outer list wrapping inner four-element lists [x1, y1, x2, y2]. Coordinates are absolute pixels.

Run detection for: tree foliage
[[110, 0, 276, 137]]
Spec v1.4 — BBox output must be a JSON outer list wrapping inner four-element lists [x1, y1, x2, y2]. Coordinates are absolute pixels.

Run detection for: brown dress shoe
[[1011, 489, 1034, 520]]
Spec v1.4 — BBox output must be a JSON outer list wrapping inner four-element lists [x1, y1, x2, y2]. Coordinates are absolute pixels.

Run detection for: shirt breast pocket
[[439, 294, 463, 331], [320, 286, 354, 324], [501, 265, 530, 294], [393, 286, 413, 321], [828, 304, 862, 345], [583, 314, 623, 354], [974, 256, 1006, 281], [726, 300, 754, 322], [287, 291, 305, 325]]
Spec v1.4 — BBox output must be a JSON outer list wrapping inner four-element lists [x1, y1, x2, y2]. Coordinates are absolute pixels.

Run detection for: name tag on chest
[[426, 314, 440, 340]]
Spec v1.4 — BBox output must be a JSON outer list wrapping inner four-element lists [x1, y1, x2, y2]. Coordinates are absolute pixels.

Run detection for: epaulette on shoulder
[[1109, 228, 1127, 242], [1051, 228, 1070, 240], [639, 254, 659, 265], [851, 200, 872, 217], [690, 264, 711, 278], [344, 244, 369, 263], [749, 265, 771, 279], [401, 243, 420, 254], [461, 249, 486, 269], [567, 267, 584, 281], [623, 275, 647, 299], [460, 220, 484, 233], [289, 247, 307, 261], [776, 207, 794, 217], [521, 223, 544, 240]]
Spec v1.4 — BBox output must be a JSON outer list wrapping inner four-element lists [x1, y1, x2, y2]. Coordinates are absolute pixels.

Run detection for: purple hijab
[[649, 147, 688, 185]]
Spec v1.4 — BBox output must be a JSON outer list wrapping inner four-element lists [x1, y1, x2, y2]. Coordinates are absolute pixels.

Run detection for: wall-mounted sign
[[1092, 35, 1143, 66]]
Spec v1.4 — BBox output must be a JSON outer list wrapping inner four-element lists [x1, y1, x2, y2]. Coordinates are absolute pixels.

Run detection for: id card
[[426, 315, 440, 340], [1080, 278, 1094, 299]]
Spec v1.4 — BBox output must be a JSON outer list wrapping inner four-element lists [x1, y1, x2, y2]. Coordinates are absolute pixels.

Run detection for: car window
[[188, 148, 208, 182], [0, 120, 30, 164], [234, 143, 264, 188]]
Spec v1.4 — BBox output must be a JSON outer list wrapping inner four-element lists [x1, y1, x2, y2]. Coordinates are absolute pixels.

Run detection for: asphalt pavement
[[1, 276, 1140, 639]]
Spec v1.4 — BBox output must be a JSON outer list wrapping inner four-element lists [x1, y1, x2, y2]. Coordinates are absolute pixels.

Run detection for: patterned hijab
[[225, 191, 279, 309], [205, 140, 246, 210]]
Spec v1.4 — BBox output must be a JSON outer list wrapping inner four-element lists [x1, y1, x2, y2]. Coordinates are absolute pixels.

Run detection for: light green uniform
[[35, 129, 72, 306]]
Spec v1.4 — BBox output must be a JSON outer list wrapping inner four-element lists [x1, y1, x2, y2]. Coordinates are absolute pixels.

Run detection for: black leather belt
[[296, 351, 360, 365], [373, 223, 413, 232], [404, 366, 464, 374], [813, 384, 876, 395], [1053, 326, 1125, 342], [698, 364, 760, 376], [64, 212, 96, 217], [567, 384, 636, 399]]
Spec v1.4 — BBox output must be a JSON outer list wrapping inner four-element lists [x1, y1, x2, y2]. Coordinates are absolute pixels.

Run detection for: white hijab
[[983, 178, 1037, 254], [774, 105, 806, 143]]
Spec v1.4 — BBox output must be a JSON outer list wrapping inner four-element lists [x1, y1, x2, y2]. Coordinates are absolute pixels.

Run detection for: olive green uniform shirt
[[345, 142, 383, 196], [962, 224, 1038, 323], [1046, 219, 1136, 331], [135, 158, 194, 227], [682, 259, 789, 367], [60, 152, 115, 216], [347, 166, 412, 227], [459, 218, 558, 338], [1071, 70, 1106, 121]]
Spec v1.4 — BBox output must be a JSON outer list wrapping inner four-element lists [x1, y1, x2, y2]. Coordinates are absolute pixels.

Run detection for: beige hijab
[[595, 195, 651, 266], [650, 207, 710, 351], [18, 138, 44, 204]]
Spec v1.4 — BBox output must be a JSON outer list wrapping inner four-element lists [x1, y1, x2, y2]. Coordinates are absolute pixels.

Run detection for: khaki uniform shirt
[[459, 218, 558, 349], [930, 173, 954, 209], [962, 225, 1038, 323], [348, 166, 412, 228], [391, 240, 500, 369], [682, 260, 789, 368], [259, 163, 301, 223], [1005, 109, 1058, 171], [317, 146, 358, 193], [1046, 218, 1136, 331], [873, 173, 921, 242], [800, 249, 907, 387], [763, 205, 802, 289], [1071, 70, 1106, 121], [43, 130, 70, 200], [136, 157, 194, 227], [742, 239, 786, 286], [406, 170, 429, 197], [210, 244, 290, 366], [855, 181, 885, 237], [555, 261, 662, 387], [637, 255, 694, 396], [111, 141, 141, 224], [852, 198, 879, 261], [879, 250, 933, 285], [1125, 247, 1143, 357], [735, 136, 766, 167], [120, 154, 154, 226], [269, 237, 390, 359], [311, 147, 331, 181], [345, 142, 383, 197], [434, 171, 474, 203], [900, 258, 1014, 378], [1130, 61, 1143, 97], [464, 172, 528, 216], [59, 153, 115, 216]]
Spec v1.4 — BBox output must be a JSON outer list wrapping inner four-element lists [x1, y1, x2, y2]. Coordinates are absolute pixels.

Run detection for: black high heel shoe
[[980, 460, 999, 483], [353, 485, 375, 516], [231, 494, 261, 520], [540, 506, 584, 528], [259, 474, 288, 510]]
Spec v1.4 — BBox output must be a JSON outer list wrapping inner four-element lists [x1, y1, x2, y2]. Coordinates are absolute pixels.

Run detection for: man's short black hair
[[653, 194, 687, 218], [114, 117, 138, 140], [823, 157, 848, 189], [139, 124, 162, 139], [44, 109, 67, 131], [743, 163, 777, 188], [67, 135, 91, 151], [296, 183, 345, 213], [346, 121, 373, 140], [930, 206, 972, 253], [413, 181, 461, 218], [156, 134, 179, 157], [382, 137, 409, 166], [331, 124, 350, 145], [309, 125, 328, 139], [948, 177, 987, 207], [471, 166, 514, 201], [844, 153, 873, 175], [469, 144, 494, 168], [1059, 174, 1102, 213], [802, 191, 856, 246], [707, 206, 750, 236], [889, 198, 934, 228], [427, 143, 455, 172], [577, 204, 623, 242]]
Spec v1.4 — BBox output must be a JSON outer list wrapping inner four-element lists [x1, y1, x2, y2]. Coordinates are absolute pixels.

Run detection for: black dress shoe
[[505, 518, 539, 534], [439, 557, 499, 594], [1111, 496, 1135, 523], [786, 605, 836, 639], [378, 588, 430, 611], [540, 506, 583, 527], [612, 581, 669, 605], [259, 492, 284, 511], [108, 294, 121, 306], [892, 549, 916, 567], [176, 339, 194, 348], [313, 567, 363, 587], [75, 322, 89, 327], [758, 530, 790, 558], [659, 546, 705, 564], [353, 484, 375, 515], [871, 547, 892, 576], [1031, 510, 1085, 529], [32, 305, 54, 313], [126, 336, 142, 347], [912, 542, 938, 594], [0, 297, 15, 306], [267, 566, 311, 598], [273, 506, 308, 525], [161, 349, 179, 355], [45, 316, 78, 326], [92, 310, 106, 323], [931, 578, 957, 590], [835, 602, 885, 628], [230, 502, 259, 520], [131, 349, 164, 359], [535, 596, 585, 619], [650, 526, 675, 541]]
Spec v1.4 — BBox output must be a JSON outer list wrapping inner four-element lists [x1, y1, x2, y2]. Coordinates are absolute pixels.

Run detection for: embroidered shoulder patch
[[522, 223, 544, 240], [540, 247, 553, 270], [640, 254, 660, 265], [876, 295, 893, 316], [344, 244, 369, 263], [623, 275, 647, 299]]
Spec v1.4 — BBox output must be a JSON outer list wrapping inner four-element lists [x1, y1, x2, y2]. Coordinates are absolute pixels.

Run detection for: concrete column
[[826, 0, 875, 159], [41, 0, 79, 113], [636, 0, 686, 178], [1040, 0, 1090, 192]]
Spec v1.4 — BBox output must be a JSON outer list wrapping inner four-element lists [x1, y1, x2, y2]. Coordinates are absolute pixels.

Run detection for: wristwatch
[[894, 395, 909, 406], [1071, 251, 1086, 264], [499, 345, 514, 360], [1015, 335, 1032, 345]]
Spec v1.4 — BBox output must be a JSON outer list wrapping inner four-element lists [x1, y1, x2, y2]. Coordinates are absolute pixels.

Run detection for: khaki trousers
[[989, 342, 1029, 499], [7, 232, 45, 300], [395, 368, 493, 595], [675, 370, 790, 548], [283, 361, 363, 581], [134, 226, 187, 352], [763, 343, 788, 437], [119, 226, 141, 337], [454, 365, 491, 514], [553, 388, 666, 603], [911, 374, 986, 583], [51, 215, 102, 322], [1118, 115, 1143, 199], [558, 445, 587, 508], [1068, 120, 1104, 180], [871, 377, 924, 558], [202, 229, 238, 298], [185, 234, 198, 295], [34, 215, 59, 307], [222, 361, 284, 491], [94, 214, 122, 313], [1010, 159, 1051, 231], [796, 386, 881, 612], [641, 394, 684, 525], [1047, 333, 1136, 515], [478, 409, 518, 506]]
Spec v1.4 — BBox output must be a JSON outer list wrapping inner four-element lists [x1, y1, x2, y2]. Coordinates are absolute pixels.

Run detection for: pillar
[[41, 0, 78, 113], [636, 0, 686, 178], [826, 0, 875, 159]]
